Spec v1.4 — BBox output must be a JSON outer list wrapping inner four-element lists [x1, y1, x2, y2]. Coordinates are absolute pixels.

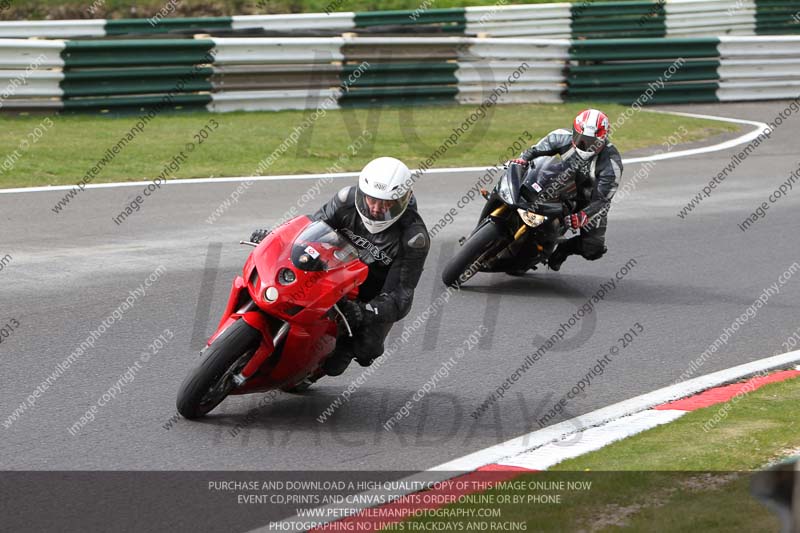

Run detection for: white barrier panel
[[719, 36, 800, 57], [465, 3, 571, 37], [717, 37, 800, 101], [231, 13, 355, 32], [465, 3, 571, 20], [208, 88, 341, 112], [211, 37, 344, 64], [667, 24, 756, 36], [719, 58, 800, 79], [718, 80, 800, 101], [0, 20, 105, 38], [665, 0, 755, 14], [0, 70, 63, 97], [668, 12, 756, 26], [470, 19, 571, 38], [455, 61, 565, 84], [457, 87, 564, 104], [465, 38, 570, 61], [0, 39, 65, 68], [0, 98, 63, 110]]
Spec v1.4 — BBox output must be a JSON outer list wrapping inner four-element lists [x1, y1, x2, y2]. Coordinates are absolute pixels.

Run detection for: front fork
[[207, 276, 285, 385]]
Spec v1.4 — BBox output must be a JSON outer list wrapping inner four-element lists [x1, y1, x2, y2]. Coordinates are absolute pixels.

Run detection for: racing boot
[[322, 348, 353, 376], [548, 238, 579, 271]]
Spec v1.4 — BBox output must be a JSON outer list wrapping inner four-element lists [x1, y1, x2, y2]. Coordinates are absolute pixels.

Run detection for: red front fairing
[[207, 216, 368, 393]]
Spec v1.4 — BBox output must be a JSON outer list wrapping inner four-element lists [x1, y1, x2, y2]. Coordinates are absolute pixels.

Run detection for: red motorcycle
[[176, 216, 368, 419]]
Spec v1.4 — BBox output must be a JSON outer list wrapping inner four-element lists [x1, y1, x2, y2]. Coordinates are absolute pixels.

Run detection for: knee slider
[[582, 244, 607, 261]]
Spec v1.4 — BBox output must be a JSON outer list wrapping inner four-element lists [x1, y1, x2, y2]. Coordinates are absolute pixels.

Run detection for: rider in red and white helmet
[[572, 108, 610, 160], [510, 108, 623, 271]]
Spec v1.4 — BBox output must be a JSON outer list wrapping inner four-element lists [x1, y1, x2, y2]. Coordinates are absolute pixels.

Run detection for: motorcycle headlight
[[498, 177, 514, 204], [264, 286, 279, 302], [517, 209, 546, 228], [278, 268, 296, 285]]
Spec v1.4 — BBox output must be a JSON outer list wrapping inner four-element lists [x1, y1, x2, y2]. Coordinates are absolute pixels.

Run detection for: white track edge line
[[434, 349, 800, 472], [256, 349, 800, 533]]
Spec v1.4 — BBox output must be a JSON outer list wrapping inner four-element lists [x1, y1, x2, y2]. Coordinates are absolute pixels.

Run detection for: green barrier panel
[[61, 67, 214, 97], [757, 25, 800, 34], [567, 60, 720, 86], [754, 0, 800, 5], [61, 93, 212, 114], [755, 0, 800, 34], [354, 7, 466, 29], [339, 85, 458, 107], [106, 17, 233, 35], [570, 37, 719, 60], [573, 28, 667, 39], [572, 1, 666, 39], [340, 62, 458, 88], [574, 3, 663, 16], [565, 83, 720, 104], [62, 39, 216, 68]]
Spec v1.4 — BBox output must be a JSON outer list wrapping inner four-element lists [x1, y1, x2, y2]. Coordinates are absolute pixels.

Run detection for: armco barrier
[[0, 0, 798, 39], [0, 35, 797, 113], [565, 35, 800, 103]]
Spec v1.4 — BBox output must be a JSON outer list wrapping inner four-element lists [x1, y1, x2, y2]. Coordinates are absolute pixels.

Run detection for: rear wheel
[[442, 221, 506, 288], [176, 319, 262, 419]]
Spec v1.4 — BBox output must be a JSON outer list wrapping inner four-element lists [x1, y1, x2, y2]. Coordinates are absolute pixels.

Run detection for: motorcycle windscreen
[[524, 156, 575, 203], [291, 220, 360, 272]]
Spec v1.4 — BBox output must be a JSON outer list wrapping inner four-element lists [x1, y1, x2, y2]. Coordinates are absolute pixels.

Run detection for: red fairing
[[206, 215, 369, 394]]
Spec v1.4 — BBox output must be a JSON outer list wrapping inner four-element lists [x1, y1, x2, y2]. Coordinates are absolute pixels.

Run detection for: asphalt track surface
[[2, 101, 799, 474]]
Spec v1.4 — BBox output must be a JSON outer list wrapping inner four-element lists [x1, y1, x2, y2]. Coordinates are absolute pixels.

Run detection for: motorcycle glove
[[337, 298, 365, 331], [565, 210, 589, 230], [249, 229, 270, 244]]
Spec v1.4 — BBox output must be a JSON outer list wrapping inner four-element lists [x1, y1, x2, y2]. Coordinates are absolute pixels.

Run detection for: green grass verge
[[392, 376, 800, 532], [0, 102, 737, 189], [4, 0, 635, 21]]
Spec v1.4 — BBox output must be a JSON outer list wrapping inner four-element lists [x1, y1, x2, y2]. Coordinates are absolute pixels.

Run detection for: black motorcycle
[[442, 156, 577, 287]]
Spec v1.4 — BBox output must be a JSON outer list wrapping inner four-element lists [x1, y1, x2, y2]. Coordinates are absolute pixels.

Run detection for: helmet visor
[[573, 131, 605, 154], [356, 188, 410, 223]]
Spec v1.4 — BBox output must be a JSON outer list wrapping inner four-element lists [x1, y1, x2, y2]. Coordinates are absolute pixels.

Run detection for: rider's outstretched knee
[[581, 243, 607, 261]]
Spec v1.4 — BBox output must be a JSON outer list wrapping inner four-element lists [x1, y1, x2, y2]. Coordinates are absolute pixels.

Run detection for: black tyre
[[442, 221, 506, 288], [176, 319, 262, 419]]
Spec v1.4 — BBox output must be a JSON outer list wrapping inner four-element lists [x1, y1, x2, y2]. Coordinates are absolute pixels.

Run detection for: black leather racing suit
[[521, 129, 623, 261], [313, 186, 430, 363]]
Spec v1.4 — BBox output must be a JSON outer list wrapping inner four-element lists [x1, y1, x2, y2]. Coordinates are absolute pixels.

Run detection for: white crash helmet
[[355, 157, 413, 234]]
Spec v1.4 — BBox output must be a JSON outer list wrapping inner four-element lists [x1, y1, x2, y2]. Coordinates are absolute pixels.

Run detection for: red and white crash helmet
[[572, 109, 609, 160]]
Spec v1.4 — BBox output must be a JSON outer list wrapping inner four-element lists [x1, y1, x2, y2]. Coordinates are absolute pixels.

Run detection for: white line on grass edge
[[0, 110, 767, 195], [257, 348, 800, 533]]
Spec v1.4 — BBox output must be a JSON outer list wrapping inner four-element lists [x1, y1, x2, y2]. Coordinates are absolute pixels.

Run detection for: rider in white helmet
[[252, 157, 429, 376]]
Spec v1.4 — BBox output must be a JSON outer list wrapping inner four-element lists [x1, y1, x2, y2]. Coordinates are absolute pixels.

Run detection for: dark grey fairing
[[466, 161, 573, 274], [524, 156, 577, 205], [312, 185, 430, 323]]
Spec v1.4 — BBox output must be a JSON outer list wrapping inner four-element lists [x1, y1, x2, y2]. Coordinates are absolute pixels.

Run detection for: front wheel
[[442, 220, 507, 288], [176, 319, 262, 419]]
